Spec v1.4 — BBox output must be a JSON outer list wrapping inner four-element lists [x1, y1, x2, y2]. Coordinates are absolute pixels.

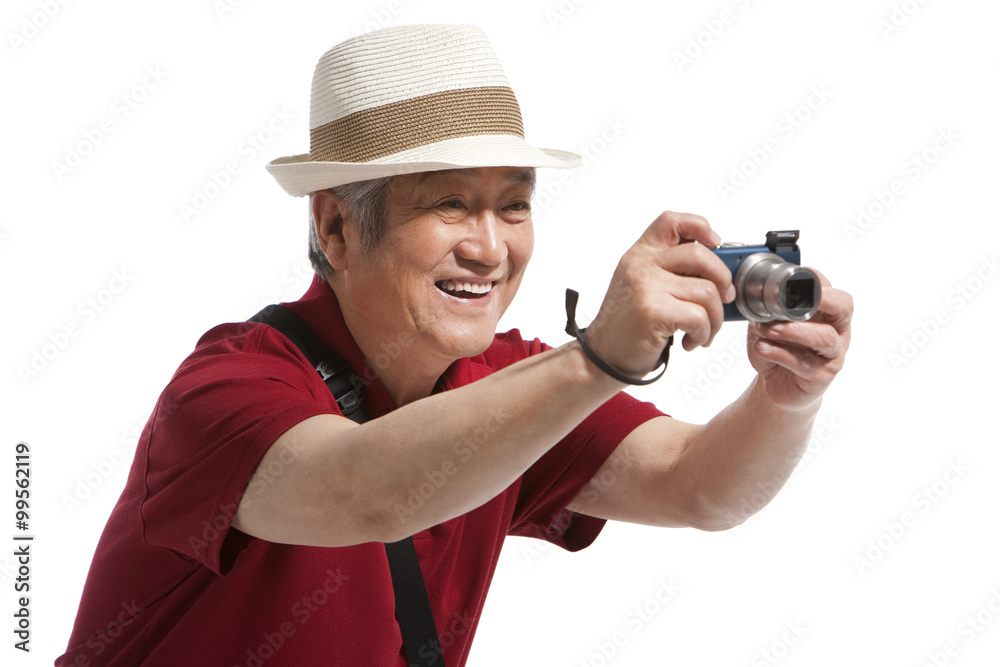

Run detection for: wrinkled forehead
[[396, 166, 536, 193]]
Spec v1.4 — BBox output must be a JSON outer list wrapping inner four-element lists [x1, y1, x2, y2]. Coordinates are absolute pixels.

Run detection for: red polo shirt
[[57, 276, 665, 666]]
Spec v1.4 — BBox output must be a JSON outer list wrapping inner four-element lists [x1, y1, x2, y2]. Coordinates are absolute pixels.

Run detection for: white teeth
[[438, 279, 493, 295]]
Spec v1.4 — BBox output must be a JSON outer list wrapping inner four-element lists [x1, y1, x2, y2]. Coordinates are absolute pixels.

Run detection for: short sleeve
[[509, 392, 665, 550], [485, 331, 667, 551], [139, 323, 339, 575]]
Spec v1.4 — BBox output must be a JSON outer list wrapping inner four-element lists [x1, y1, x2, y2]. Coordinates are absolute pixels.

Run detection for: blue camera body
[[710, 230, 818, 322]]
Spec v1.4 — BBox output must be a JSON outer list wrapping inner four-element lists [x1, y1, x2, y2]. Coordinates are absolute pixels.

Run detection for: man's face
[[336, 166, 535, 367]]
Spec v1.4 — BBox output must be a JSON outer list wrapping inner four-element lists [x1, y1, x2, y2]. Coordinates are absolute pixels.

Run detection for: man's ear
[[313, 190, 350, 270]]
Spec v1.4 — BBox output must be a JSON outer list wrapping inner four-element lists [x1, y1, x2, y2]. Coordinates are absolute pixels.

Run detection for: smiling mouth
[[435, 279, 495, 299]]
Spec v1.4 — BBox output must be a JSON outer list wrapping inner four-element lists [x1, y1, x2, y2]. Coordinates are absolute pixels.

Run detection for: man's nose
[[457, 212, 506, 267]]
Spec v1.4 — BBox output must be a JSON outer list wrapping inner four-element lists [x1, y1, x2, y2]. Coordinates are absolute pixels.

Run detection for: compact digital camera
[[711, 230, 821, 322]]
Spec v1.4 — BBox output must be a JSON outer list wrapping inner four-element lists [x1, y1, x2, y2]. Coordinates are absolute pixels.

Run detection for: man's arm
[[232, 340, 629, 548], [568, 274, 853, 530], [233, 211, 837, 547]]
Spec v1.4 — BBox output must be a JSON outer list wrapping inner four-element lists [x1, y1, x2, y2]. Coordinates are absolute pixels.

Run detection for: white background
[[3, 0, 999, 665]]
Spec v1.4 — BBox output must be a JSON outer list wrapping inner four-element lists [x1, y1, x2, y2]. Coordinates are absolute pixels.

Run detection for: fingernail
[[757, 340, 773, 353], [769, 323, 785, 334], [726, 284, 736, 303]]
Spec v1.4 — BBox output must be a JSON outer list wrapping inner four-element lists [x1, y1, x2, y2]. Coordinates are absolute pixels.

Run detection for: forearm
[[677, 376, 819, 530], [317, 341, 624, 542]]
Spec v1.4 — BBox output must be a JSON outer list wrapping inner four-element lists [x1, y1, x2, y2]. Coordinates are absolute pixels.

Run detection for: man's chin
[[437, 331, 496, 361]]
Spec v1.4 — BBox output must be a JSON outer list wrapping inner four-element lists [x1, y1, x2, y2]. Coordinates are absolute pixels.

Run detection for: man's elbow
[[676, 490, 755, 532], [688, 512, 747, 532]]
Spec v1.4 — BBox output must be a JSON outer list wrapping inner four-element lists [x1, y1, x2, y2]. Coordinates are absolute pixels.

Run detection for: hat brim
[[266, 134, 581, 197]]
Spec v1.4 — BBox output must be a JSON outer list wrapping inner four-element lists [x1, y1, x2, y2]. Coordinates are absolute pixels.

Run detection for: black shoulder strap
[[248, 304, 368, 423], [248, 304, 445, 667], [384, 538, 444, 664]]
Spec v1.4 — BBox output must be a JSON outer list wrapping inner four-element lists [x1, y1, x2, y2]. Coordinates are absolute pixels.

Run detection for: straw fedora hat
[[265, 24, 581, 197]]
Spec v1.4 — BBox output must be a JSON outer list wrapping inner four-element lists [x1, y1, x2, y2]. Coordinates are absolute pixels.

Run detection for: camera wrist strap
[[249, 304, 445, 667], [564, 289, 672, 385]]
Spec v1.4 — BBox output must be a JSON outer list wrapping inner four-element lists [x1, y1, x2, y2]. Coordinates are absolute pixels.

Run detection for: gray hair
[[307, 177, 392, 277]]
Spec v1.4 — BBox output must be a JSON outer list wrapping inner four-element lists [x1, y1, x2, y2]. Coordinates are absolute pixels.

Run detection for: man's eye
[[508, 202, 530, 211], [440, 199, 465, 209]]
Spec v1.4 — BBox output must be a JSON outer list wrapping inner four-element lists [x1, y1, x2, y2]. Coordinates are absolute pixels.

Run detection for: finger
[[753, 337, 835, 380], [641, 211, 720, 249], [756, 320, 842, 360], [806, 269, 854, 334], [660, 274, 726, 346], [656, 297, 713, 351], [657, 242, 736, 305]]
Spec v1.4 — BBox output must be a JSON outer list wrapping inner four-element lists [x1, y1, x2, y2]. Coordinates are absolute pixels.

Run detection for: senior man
[[58, 24, 852, 667]]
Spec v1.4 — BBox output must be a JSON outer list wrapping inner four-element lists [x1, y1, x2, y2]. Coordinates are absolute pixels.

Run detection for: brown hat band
[[309, 86, 524, 164]]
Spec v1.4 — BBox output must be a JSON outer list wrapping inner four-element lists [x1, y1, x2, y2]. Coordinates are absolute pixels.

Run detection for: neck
[[368, 347, 451, 407]]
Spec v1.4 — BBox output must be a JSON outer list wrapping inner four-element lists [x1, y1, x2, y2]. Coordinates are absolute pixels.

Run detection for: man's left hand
[[747, 271, 853, 412]]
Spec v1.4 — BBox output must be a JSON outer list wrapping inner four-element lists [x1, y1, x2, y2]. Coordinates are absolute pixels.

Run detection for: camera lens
[[784, 276, 815, 311], [733, 253, 821, 322]]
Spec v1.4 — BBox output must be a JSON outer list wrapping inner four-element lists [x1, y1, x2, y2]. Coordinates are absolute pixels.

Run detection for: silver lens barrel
[[733, 252, 821, 322]]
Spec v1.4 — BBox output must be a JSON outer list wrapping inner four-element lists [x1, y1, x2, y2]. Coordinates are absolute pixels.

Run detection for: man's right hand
[[582, 211, 736, 378]]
